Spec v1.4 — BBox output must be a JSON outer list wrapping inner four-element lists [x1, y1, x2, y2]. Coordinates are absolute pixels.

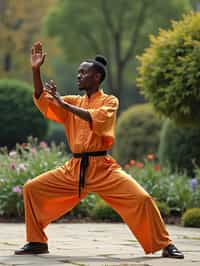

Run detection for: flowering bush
[[124, 154, 198, 215], [0, 137, 68, 217]]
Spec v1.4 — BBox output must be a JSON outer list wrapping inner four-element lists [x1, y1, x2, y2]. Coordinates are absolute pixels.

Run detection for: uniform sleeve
[[88, 95, 119, 141], [33, 91, 77, 124]]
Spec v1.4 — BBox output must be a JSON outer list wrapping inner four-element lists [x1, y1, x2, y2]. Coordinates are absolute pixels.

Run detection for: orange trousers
[[23, 156, 171, 254]]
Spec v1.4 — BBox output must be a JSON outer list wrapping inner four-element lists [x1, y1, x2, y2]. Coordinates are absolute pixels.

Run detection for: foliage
[[159, 119, 200, 175], [91, 197, 122, 222], [0, 137, 67, 217], [46, 121, 70, 153], [182, 208, 200, 227], [0, 79, 48, 147], [1, 138, 200, 220], [0, 0, 58, 81], [69, 193, 98, 218], [137, 12, 200, 126], [44, 0, 191, 99], [156, 201, 170, 218], [112, 104, 162, 165], [125, 155, 194, 214]]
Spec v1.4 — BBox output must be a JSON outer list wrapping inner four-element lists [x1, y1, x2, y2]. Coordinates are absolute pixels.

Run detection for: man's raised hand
[[31, 42, 46, 69]]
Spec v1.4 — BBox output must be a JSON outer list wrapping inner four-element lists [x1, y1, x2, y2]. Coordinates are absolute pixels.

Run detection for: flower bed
[[0, 137, 68, 217], [0, 142, 199, 224]]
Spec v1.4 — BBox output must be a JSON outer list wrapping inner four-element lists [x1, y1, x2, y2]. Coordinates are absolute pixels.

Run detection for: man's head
[[77, 55, 107, 91]]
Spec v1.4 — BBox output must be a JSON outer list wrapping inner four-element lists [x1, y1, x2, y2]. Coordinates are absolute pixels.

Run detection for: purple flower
[[31, 147, 37, 154], [10, 162, 16, 170], [40, 141, 48, 149], [190, 177, 198, 192], [12, 185, 22, 195]]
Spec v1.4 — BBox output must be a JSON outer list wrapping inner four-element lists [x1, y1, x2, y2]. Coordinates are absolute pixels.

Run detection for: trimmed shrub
[[113, 104, 162, 165], [137, 12, 200, 126], [92, 198, 122, 222], [182, 208, 200, 227], [159, 119, 200, 175], [46, 121, 70, 153], [0, 79, 48, 147]]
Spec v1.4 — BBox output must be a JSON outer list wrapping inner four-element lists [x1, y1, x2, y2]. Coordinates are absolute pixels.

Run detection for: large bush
[[182, 208, 200, 227], [0, 79, 48, 147], [159, 119, 200, 175], [113, 104, 162, 165], [137, 12, 200, 126], [46, 121, 70, 153]]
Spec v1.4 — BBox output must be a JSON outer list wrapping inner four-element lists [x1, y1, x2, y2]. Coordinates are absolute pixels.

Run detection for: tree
[[137, 12, 200, 126], [44, 0, 191, 102], [0, 0, 57, 81]]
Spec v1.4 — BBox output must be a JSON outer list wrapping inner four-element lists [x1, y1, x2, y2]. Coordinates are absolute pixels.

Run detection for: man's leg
[[15, 164, 86, 254], [93, 168, 172, 254]]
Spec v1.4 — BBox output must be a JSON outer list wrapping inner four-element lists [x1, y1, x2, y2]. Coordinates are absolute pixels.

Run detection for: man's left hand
[[45, 80, 63, 105]]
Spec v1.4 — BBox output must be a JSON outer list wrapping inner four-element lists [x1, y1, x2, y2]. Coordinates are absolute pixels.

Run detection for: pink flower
[[12, 185, 22, 195], [9, 151, 17, 157], [136, 162, 144, 169], [31, 147, 37, 154], [147, 153, 154, 160], [19, 163, 26, 172], [154, 164, 161, 171], [10, 162, 16, 170], [125, 163, 130, 169], [40, 141, 48, 149], [129, 160, 136, 165]]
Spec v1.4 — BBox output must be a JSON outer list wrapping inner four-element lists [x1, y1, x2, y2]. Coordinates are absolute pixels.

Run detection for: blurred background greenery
[[0, 0, 197, 107]]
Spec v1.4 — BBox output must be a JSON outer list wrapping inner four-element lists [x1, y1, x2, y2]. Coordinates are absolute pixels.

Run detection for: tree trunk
[[4, 52, 11, 72], [115, 62, 124, 113]]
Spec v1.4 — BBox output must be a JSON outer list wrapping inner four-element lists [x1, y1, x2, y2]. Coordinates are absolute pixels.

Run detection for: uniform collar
[[85, 89, 104, 101]]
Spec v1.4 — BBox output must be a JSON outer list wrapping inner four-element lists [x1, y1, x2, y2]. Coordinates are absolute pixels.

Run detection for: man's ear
[[94, 72, 101, 83]]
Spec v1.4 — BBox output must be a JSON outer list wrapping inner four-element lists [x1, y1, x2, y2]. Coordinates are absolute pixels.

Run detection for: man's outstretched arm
[[45, 80, 92, 123], [30, 42, 46, 99]]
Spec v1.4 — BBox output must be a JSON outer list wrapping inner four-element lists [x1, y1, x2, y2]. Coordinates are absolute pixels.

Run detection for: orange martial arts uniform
[[23, 89, 172, 254]]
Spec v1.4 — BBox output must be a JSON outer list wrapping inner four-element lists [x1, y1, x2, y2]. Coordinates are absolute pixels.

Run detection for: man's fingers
[[50, 80, 56, 87], [45, 82, 56, 94], [41, 53, 46, 64], [45, 82, 53, 90], [34, 41, 43, 54]]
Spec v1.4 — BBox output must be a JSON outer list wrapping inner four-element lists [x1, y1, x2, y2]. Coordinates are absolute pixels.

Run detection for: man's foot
[[14, 242, 49, 255], [162, 244, 184, 259]]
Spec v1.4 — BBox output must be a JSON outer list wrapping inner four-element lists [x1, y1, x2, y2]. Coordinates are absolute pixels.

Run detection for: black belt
[[73, 150, 107, 197]]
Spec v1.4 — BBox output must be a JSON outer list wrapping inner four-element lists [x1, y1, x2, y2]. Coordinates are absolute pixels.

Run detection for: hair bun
[[95, 55, 107, 66]]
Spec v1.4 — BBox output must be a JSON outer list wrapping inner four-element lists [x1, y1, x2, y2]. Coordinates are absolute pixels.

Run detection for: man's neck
[[86, 87, 99, 98]]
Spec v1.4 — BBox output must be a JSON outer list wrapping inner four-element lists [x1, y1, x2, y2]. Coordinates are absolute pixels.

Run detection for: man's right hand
[[31, 42, 46, 69]]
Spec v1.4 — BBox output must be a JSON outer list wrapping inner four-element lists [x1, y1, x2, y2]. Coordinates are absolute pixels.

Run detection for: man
[[15, 42, 184, 259]]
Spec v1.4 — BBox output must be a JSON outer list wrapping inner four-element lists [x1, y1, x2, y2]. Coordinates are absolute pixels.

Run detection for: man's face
[[77, 62, 99, 90]]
